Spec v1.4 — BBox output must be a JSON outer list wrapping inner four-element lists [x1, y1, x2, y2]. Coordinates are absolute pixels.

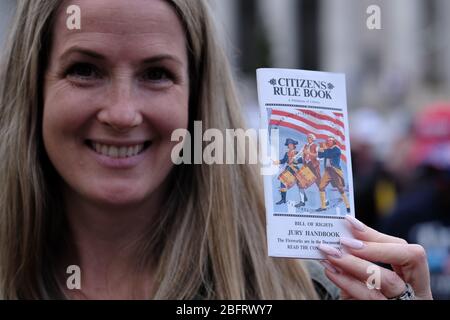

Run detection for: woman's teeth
[[91, 142, 145, 158]]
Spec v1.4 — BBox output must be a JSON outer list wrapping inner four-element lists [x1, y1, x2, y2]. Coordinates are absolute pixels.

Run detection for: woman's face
[[43, 0, 189, 207]]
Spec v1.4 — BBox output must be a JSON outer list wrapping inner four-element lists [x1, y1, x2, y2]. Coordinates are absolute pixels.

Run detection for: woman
[[0, 0, 432, 300]]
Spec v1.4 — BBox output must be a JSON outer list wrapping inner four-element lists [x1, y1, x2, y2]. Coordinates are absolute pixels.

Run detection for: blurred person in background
[[350, 109, 400, 228], [380, 103, 450, 299]]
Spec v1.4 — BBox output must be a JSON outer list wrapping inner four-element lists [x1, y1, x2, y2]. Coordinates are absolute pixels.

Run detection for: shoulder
[[333, 146, 341, 152], [304, 260, 340, 300]]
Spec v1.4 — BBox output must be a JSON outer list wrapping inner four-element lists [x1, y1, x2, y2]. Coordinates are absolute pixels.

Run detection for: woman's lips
[[85, 139, 152, 168]]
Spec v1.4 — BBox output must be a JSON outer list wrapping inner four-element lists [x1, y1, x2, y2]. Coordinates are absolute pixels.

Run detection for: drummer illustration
[[274, 138, 316, 208]]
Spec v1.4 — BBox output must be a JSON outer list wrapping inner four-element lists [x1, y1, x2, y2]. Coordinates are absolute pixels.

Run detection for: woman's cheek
[[144, 90, 189, 135], [47, 91, 113, 143]]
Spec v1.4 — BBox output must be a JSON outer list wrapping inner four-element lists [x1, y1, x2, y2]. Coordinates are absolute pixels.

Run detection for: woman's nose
[[97, 85, 143, 132]]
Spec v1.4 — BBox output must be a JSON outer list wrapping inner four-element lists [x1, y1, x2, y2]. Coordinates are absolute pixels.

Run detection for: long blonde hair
[[0, 0, 318, 299]]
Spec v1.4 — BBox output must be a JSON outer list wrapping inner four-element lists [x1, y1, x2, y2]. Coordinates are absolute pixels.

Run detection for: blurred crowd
[[350, 103, 450, 299]]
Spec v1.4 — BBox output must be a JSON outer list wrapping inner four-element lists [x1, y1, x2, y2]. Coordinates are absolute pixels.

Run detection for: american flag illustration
[[269, 108, 347, 162]]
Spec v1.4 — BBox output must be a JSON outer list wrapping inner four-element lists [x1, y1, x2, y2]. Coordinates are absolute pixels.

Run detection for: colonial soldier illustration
[[316, 137, 350, 213], [302, 133, 321, 188], [300, 133, 325, 206], [274, 138, 307, 207]]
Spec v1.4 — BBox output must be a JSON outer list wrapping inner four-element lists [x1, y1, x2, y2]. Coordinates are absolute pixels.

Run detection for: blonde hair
[[0, 0, 318, 299]]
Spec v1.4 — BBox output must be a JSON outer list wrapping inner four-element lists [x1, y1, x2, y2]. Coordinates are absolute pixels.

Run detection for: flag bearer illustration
[[316, 137, 350, 213], [273, 138, 307, 207]]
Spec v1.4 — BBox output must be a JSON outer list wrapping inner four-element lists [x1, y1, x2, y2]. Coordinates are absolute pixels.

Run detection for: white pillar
[[208, 0, 239, 65], [0, 0, 16, 49], [320, 0, 363, 73], [436, 0, 450, 92], [259, 0, 300, 68], [384, 0, 423, 83]]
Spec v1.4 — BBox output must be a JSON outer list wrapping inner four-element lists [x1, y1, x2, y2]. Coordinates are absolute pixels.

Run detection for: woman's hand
[[318, 215, 433, 300]]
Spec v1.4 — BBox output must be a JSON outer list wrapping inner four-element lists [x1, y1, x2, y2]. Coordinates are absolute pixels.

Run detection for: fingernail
[[320, 260, 338, 274], [340, 237, 364, 249], [345, 214, 365, 232], [318, 244, 342, 258]]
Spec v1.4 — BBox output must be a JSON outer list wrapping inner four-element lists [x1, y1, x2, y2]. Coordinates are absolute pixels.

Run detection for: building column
[[209, 0, 239, 66], [384, 0, 424, 86], [258, 0, 300, 68], [436, 0, 450, 93], [320, 0, 362, 73], [0, 0, 16, 49]]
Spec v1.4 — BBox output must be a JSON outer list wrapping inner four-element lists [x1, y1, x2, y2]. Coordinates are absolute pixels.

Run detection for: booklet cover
[[257, 68, 355, 259]]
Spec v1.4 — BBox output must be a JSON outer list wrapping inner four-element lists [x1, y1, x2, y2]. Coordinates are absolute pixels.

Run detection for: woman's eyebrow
[[59, 46, 106, 62], [141, 55, 184, 66], [59, 46, 184, 66]]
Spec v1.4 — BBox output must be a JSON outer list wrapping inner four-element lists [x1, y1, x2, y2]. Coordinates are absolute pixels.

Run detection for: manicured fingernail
[[340, 237, 364, 249], [345, 214, 365, 232], [318, 244, 342, 258], [320, 260, 338, 274]]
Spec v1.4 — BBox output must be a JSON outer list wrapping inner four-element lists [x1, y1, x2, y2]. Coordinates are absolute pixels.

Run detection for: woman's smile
[[85, 139, 153, 169]]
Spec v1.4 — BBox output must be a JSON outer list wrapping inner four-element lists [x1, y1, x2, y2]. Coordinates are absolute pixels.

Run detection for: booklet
[[257, 68, 355, 259]]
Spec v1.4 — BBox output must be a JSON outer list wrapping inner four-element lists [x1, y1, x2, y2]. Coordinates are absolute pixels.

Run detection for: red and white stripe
[[270, 108, 347, 162]]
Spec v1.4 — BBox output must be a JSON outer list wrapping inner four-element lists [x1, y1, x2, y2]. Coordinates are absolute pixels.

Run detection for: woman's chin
[[89, 187, 153, 208]]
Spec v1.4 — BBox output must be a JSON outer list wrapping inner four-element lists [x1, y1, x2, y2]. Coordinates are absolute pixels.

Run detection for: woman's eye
[[142, 68, 172, 82], [66, 63, 100, 80]]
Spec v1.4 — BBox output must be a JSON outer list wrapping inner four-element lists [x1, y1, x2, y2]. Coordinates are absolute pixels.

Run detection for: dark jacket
[[318, 146, 342, 170]]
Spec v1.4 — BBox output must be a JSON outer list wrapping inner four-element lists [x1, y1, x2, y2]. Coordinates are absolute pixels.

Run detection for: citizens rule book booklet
[[257, 68, 355, 259]]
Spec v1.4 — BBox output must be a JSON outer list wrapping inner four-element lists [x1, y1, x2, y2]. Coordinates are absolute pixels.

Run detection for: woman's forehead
[[51, 0, 187, 61], [54, 0, 184, 38]]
